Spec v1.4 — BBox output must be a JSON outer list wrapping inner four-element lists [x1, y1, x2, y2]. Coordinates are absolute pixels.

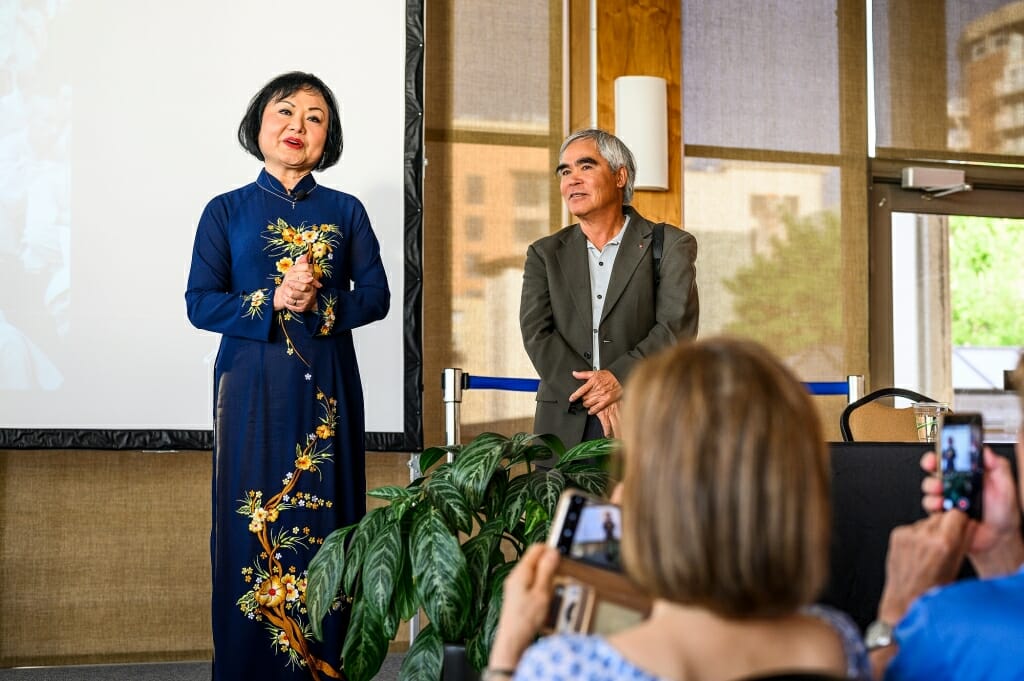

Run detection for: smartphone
[[548, 489, 622, 572], [543, 489, 650, 635], [937, 412, 984, 520]]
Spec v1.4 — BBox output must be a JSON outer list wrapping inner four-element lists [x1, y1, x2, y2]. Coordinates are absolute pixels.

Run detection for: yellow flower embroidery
[[318, 296, 337, 336], [256, 576, 286, 608], [232, 391, 338, 675], [282, 574, 300, 603], [242, 288, 269, 320], [264, 217, 342, 281]]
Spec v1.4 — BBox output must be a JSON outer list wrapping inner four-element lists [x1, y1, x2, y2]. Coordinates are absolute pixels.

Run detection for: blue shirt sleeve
[[185, 195, 275, 341]]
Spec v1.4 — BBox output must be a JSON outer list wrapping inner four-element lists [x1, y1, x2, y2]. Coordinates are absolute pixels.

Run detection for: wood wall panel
[[595, 0, 682, 225], [568, 0, 593, 134]]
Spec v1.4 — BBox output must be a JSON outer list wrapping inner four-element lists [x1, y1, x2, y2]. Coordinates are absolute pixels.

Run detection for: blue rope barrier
[[464, 375, 540, 392], [464, 375, 850, 397], [804, 381, 850, 396]]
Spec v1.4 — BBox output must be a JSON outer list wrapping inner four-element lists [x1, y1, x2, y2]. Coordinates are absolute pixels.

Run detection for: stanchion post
[[442, 367, 463, 461], [847, 374, 864, 403]]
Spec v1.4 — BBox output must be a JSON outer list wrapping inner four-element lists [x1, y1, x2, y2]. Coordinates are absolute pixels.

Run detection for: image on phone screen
[[554, 495, 622, 571], [939, 415, 983, 520]]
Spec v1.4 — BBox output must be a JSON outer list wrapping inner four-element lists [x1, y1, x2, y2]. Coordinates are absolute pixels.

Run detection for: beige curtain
[[874, 0, 1024, 161], [681, 0, 870, 436], [423, 0, 564, 443]]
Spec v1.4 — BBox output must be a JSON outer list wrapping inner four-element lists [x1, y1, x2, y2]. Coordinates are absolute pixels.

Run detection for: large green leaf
[[367, 485, 416, 502], [465, 625, 489, 673], [389, 494, 417, 524], [500, 473, 533, 533], [508, 431, 539, 450], [528, 468, 566, 517], [341, 593, 390, 681], [426, 474, 474, 535], [557, 437, 616, 465], [382, 609, 400, 641], [503, 432, 543, 466], [411, 507, 473, 641], [508, 443, 553, 467], [419, 445, 456, 474], [483, 468, 510, 520], [562, 463, 611, 497], [398, 623, 443, 681], [462, 520, 503, 618], [361, 521, 403, 616], [305, 524, 355, 642], [451, 433, 509, 507], [534, 433, 567, 459], [343, 507, 389, 594], [475, 562, 513, 670], [391, 545, 419, 622], [523, 498, 551, 544]]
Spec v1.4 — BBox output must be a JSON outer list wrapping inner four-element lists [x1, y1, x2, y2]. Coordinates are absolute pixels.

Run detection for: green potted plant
[[305, 431, 613, 681]]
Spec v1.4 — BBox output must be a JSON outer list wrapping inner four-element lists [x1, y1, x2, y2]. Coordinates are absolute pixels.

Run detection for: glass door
[[870, 174, 1024, 441]]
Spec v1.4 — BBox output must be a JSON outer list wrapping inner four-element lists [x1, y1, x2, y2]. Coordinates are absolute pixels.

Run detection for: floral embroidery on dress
[[265, 218, 342, 280], [235, 390, 341, 677], [242, 288, 270, 319], [317, 294, 337, 336], [265, 217, 343, 353]]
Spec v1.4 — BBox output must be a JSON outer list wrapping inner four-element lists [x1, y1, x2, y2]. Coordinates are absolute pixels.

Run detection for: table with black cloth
[[819, 441, 1018, 632]]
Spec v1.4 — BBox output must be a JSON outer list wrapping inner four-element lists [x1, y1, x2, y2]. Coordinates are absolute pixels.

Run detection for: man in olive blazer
[[520, 129, 699, 450]]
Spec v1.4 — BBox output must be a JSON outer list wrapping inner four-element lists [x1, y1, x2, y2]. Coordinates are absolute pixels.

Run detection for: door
[[870, 168, 1024, 441]]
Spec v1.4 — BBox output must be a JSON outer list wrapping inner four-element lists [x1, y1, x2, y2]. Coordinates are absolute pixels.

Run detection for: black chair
[[731, 672, 849, 681], [839, 387, 939, 442]]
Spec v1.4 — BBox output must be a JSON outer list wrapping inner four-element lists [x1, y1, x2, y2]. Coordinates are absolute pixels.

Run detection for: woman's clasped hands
[[274, 253, 321, 312]]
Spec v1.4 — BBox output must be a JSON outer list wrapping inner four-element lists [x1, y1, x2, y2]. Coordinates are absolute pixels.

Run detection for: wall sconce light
[[614, 75, 668, 192]]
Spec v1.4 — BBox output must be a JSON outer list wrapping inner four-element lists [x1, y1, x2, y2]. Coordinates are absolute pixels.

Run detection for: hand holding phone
[[543, 489, 650, 635], [937, 412, 984, 520]]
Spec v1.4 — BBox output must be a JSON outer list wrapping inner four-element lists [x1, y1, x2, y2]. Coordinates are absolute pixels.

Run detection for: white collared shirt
[[585, 215, 630, 370]]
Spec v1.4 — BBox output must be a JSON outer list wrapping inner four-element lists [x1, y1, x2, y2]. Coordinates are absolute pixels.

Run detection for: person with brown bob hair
[[619, 335, 831, 617], [485, 337, 870, 681]]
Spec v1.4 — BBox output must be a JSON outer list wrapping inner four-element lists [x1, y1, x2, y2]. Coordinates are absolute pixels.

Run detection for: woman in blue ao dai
[[186, 71, 389, 680]]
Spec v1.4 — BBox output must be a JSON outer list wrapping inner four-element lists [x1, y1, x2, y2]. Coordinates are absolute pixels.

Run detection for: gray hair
[[559, 128, 637, 204]]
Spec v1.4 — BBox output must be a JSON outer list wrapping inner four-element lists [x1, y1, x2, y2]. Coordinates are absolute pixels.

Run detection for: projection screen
[[0, 1, 424, 451]]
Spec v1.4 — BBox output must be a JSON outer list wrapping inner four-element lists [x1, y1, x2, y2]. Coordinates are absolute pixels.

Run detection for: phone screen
[[551, 492, 622, 572], [939, 413, 984, 520]]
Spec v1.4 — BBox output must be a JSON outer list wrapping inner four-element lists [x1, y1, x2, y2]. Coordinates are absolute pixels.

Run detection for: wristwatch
[[864, 619, 895, 651]]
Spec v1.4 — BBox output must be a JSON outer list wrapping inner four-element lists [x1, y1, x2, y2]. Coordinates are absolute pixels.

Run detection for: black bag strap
[[652, 222, 665, 289]]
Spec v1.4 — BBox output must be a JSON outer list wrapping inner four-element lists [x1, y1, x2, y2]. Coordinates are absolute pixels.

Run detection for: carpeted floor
[[0, 655, 406, 680], [0, 662, 211, 681]]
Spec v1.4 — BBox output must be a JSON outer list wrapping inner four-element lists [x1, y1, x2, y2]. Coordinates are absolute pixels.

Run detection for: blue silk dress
[[186, 169, 390, 680]]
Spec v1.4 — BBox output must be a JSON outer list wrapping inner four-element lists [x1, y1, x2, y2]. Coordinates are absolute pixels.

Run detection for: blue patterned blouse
[[513, 604, 871, 681]]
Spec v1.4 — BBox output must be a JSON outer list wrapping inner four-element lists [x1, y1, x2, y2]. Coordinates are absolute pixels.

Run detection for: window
[[465, 175, 485, 205], [465, 216, 484, 241], [513, 171, 549, 206], [423, 0, 561, 439]]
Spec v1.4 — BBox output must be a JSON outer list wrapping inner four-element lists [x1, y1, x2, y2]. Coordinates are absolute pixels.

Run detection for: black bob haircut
[[237, 71, 344, 171]]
